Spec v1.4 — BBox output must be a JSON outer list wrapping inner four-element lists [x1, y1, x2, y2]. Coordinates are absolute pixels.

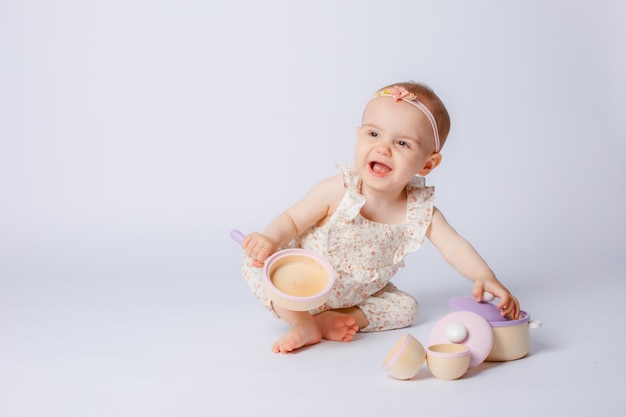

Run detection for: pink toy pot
[[230, 229, 336, 311], [448, 297, 542, 362]]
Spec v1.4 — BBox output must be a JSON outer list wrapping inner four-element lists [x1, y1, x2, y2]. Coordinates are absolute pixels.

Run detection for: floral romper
[[241, 163, 435, 332]]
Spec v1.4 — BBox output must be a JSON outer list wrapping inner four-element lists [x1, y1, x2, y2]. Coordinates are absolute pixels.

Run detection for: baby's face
[[355, 97, 440, 193]]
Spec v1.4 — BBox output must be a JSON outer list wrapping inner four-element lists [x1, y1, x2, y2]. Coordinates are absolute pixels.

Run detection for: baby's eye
[[368, 131, 379, 138], [397, 140, 410, 148]]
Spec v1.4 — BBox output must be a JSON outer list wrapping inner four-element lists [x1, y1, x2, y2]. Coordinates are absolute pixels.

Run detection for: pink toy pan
[[230, 229, 336, 311]]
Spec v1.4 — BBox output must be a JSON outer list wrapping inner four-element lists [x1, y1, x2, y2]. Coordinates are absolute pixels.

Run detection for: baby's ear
[[418, 153, 442, 176]]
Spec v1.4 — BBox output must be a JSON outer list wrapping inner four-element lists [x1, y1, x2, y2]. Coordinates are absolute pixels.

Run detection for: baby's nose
[[376, 143, 391, 155]]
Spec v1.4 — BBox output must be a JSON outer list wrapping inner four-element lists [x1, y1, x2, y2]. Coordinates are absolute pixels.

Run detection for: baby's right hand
[[242, 232, 278, 268]]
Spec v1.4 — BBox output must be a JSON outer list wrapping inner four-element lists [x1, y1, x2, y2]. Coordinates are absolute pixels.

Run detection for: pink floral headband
[[370, 86, 441, 153]]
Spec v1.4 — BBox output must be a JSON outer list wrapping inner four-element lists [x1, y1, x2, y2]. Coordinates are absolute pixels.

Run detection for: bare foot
[[314, 311, 359, 342], [271, 318, 322, 354]]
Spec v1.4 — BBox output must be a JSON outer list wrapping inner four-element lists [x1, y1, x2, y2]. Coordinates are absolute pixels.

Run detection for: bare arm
[[242, 174, 344, 266], [426, 207, 520, 319]]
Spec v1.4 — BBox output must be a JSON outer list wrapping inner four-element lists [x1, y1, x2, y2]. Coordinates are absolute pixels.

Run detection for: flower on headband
[[378, 86, 418, 102], [390, 85, 410, 101]]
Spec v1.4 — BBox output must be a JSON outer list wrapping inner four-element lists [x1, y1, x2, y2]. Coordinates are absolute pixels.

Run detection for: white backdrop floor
[[1, 242, 623, 417]]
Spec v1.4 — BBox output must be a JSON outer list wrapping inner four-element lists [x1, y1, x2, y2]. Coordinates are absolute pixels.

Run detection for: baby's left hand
[[472, 281, 521, 320]]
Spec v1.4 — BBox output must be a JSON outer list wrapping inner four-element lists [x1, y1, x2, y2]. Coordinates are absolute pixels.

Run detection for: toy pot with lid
[[448, 296, 542, 362], [230, 229, 336, 311]]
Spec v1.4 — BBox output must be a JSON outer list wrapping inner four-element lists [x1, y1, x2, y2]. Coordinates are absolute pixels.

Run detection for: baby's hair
[[378, 81, 451, 151]]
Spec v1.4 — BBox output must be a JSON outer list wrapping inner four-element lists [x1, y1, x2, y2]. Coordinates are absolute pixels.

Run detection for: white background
[[1, 1, 625, 416]]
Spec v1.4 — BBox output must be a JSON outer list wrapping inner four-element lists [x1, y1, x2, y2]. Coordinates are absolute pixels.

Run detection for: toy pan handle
[[230, 229, 245, 245]]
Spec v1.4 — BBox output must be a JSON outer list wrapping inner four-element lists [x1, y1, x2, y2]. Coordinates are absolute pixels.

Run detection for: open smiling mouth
[[370, 161, 392, 175]]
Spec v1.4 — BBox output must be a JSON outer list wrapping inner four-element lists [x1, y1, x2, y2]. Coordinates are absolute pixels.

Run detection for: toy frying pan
[[230, 229, 336, 311]]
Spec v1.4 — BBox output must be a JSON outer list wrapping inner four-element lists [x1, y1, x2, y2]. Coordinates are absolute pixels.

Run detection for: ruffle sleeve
[[393, 175, 435, 263], [335, 163, 366, 220]]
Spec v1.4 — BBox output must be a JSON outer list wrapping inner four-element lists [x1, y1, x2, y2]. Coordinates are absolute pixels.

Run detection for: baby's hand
[[242, 232, 278, 268], [472, 281, 521, 320]]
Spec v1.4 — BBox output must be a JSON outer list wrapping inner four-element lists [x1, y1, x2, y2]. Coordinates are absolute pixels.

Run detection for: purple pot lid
[[428, 311, 493, 369], [449, 296, 530, 326], [448, 296, 510, 322]]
